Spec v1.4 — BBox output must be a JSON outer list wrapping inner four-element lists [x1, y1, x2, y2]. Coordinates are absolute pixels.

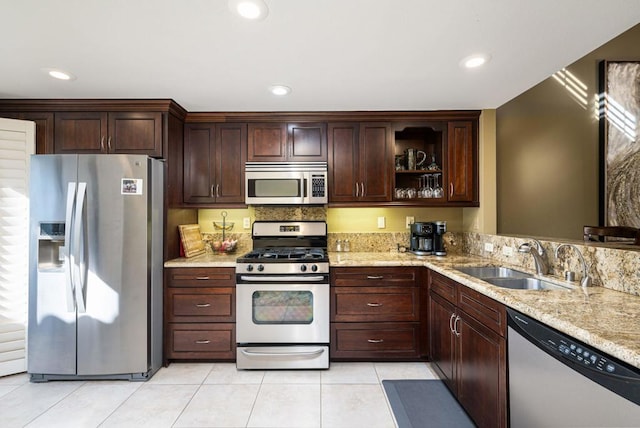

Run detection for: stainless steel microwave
[[245, 162, 328, 205]]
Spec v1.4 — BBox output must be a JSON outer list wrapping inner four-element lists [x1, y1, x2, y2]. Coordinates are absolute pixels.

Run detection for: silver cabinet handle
[[195, 340, 211, 344], [107, 136, 112, 151], [367, 339, 384, 343], [454, 315, 461, 337], [195, 276, 210, 280], [366, 275, 384, 279], [354, 182, 359, 197], [195, 303, 211, 308], [367, 302, 383, 307], [361, 182, 365, 197], [216, 184, 220, 198], [449, 313, 456, 333], [450, 183, 454, 196], [210, 184, 214, 198], [100, 136, 105, 151]]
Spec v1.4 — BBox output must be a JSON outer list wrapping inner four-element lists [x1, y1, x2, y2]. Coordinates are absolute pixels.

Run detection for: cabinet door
[[54, 112, 107, 154], [457, 315, 507, 428], [446, 121, 477, 203], [328, 123, 359, 201], [247, 123, 287, 162], [429, 291, 457, 392], [183, 124, 216, 204], [359, 122, 392, 201], [108, 112, 163, 157], [287, 122, 327, 161], [215, 123, 247, 203]]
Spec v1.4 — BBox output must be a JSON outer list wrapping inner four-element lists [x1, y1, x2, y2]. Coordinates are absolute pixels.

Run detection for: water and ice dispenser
[[37, 222, 66, 270]]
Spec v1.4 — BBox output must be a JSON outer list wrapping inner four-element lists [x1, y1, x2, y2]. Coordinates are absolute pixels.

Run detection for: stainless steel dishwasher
[[507, 308, 640, 427]]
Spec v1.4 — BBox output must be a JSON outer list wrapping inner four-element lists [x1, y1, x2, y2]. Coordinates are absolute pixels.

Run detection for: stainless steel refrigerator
[[27, 154, 164, 381]]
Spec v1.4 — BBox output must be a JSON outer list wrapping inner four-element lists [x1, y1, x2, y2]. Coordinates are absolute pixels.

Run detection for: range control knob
[[300, 265, 307, 272], [246, 265, 254, 272], [311, 264, 318, 272], [257, 264, 264, 272]]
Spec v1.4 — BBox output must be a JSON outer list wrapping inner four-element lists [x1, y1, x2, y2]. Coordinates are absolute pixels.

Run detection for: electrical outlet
[[243, 217, 251, 229], [484, 242, 494, 252], [502, 246, 514, 257], [406, 216, 415, 229], [377, 216, 386, 229]]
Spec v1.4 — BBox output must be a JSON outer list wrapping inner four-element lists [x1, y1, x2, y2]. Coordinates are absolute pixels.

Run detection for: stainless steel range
[[235, 221, 329, 369]]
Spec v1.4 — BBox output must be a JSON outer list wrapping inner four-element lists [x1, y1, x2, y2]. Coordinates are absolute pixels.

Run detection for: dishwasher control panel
[[556, 341, 616, 373]]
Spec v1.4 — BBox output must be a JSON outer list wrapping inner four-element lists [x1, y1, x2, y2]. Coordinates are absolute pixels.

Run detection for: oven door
[[236, 281, 329, 344]]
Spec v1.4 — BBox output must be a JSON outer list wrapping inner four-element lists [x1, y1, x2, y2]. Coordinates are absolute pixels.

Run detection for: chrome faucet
[[518, 239, 549, 275], [555, 244, 592, 288]]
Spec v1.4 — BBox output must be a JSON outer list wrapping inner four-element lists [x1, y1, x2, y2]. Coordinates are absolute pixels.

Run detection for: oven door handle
[[239, 275, 326, 282], [240, 348, 325, 357]]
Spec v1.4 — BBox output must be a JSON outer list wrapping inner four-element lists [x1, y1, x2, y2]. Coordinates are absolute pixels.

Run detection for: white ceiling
[[2, 0, 640, 112]]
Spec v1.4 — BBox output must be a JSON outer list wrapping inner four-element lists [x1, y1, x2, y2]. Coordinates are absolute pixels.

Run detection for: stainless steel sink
[[484, 277, 570, 291], [455, 266, 532, 279], [454, 265, 570, 291]]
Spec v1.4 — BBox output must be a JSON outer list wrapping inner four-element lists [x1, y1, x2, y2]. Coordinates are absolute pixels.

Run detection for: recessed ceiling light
[[43, 68, 76, 81], [460, 54, 491, 69], [229, 0, 268, 20], [269, 85, 291, 96]]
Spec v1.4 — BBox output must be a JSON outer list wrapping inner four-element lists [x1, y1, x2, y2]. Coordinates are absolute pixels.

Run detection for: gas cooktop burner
[[241, 247, 327, 261]]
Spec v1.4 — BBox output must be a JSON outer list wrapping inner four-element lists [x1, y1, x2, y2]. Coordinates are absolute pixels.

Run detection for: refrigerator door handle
[[64, 182, 77, 312], [72, 182, 87, 313]]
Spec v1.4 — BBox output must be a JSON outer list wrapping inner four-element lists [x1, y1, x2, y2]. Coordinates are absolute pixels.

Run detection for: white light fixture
[[460, 53, 491, 69], [229, 0, 268, 20], [269, 85, 291, 96], [43, 68, 76, 81]]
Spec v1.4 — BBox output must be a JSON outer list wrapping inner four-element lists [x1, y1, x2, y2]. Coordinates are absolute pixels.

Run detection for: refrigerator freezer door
[[76, 155, 151, 376], [28, 155, 79, 375]]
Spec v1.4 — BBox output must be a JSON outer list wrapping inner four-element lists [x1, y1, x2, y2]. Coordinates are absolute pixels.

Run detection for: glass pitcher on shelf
[[405, 149, 426, 170]]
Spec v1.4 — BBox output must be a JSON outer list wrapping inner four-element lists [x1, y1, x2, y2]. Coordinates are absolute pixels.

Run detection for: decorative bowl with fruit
[[212, 238, 237, 254]]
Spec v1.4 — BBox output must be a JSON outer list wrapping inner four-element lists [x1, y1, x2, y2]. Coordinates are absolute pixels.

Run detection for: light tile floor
[[0, 362, 439, 428]]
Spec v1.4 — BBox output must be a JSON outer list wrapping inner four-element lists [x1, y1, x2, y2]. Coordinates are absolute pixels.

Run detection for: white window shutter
[[0, 118, 35, 376]]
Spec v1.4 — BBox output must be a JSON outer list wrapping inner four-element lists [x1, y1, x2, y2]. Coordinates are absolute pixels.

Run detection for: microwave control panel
[[311, 174, 326, 198]]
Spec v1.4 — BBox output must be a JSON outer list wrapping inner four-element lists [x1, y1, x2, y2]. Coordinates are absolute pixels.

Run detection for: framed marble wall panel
[[599, 60, 640, 228]]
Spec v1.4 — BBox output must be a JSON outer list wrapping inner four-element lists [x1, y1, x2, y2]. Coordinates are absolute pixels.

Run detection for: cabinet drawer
[[167, 324, 235, 360], [428, 270, 457, 304], [458, 286, 506, 337], [166, 267, 235, 287], [332, 287, 419, 322], [331, 267, 419, 287], [331, 322, 420, 359], [167, 288, 234, 322]]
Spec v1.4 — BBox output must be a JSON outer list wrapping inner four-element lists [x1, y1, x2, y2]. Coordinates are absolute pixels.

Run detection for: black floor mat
[[382, 379, 475, 428]]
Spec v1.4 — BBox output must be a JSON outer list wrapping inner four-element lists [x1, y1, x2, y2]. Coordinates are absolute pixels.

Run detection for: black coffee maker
[[410, 222, 434, 255], [433, 221, 447, 256]]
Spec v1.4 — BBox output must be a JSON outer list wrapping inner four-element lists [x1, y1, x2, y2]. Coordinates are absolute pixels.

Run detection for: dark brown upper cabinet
[[183, 123, 247, 205], [54, 111, 163, 156], [248, 122, 327, 162], [328, 122, 393, 203]]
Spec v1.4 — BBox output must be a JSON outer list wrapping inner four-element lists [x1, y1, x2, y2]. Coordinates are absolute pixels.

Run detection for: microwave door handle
[[299, 174, 306, 204]]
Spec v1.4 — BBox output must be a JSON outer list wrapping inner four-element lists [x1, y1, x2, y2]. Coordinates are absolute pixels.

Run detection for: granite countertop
[[164, 251, 640, 369]]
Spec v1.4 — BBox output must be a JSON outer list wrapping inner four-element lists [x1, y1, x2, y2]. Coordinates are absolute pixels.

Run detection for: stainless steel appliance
[[433, 221, 447, 256], [410, 222, 434, 255], [28, 154, 163, 381], [245, 162, 328, 205], [235, 221, 329, 369], [507, 308, 640, 427]]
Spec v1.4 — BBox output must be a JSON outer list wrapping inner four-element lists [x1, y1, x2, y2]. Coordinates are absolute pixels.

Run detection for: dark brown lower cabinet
[[330, 267, 423, 360], [428, 269, 507, 428], [164, 267, 236, 363]]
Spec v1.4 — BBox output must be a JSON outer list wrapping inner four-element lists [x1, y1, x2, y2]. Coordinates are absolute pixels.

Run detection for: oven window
[[252, 291, 313, 324], [252, 179, 301, 197]]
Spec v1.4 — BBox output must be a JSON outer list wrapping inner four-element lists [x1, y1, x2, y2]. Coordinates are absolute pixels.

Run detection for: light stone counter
[[164, 252, 238, 268], [331, 251, 640, 369], [163, 251, 640, 369]]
